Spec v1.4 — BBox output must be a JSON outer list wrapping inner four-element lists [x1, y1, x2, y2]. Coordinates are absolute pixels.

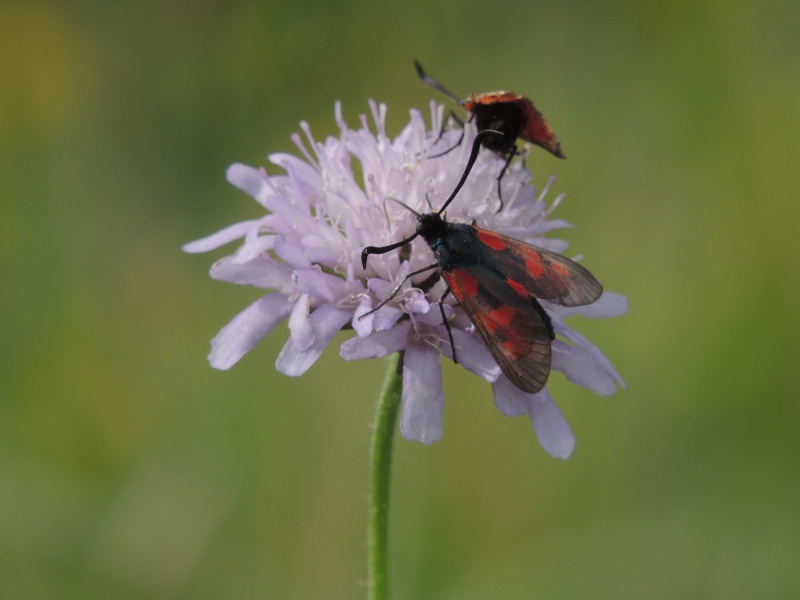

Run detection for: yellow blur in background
[[2, 1, 799, 598]]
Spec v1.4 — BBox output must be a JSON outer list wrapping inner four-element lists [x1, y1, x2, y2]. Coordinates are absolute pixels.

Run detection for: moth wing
[[515, 96, 565, 158], [443, 266, 552, 394], [475, 229, 603, 307]]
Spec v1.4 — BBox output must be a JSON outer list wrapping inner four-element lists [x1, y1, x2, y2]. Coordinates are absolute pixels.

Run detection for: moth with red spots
[[362, 130, 602, 393], [414, 60, 565, 209]]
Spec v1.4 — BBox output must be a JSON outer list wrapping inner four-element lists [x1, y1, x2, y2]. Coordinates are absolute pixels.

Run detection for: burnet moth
[[361, 130, 602, 394], [414, 60, 565, 210]]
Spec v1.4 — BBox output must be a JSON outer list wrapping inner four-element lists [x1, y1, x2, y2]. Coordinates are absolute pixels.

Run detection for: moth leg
[[360, 263, 439, 319], [495, 145, 520, 213], [428, 109, 464, 152], [438, 287, 457, 364], [427, 123, 465, 159]]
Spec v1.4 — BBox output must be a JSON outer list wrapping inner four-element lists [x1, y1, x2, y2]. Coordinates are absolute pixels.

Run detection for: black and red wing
[[473, 228, 603, 307], [514, 96, 565, 158], [442, 265, 553, 394]]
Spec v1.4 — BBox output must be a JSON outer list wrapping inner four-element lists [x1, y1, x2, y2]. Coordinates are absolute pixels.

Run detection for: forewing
[[443, 266, 552, 394], [474, 229, 603, 307]]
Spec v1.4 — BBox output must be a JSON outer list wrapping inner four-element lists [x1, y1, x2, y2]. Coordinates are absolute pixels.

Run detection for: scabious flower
[[184, 100, 627, 458]]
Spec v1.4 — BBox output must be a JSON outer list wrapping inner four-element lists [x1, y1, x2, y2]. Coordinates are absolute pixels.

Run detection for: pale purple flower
[[184, 101, 627, 458]]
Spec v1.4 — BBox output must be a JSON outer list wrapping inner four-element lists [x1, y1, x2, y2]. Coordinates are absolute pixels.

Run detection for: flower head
[[184, 101, 627, 458]]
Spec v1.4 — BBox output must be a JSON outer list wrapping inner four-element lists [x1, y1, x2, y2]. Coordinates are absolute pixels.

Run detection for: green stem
[[368, 352, 403, 600]]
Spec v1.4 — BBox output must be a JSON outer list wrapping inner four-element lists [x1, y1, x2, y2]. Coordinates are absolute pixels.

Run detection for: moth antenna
[[361, 198, 426, 268], [414, 60, 464, 106], [361, 234, 419, 269], [385, 197, 421, 217], [436, 128, 502, 216]]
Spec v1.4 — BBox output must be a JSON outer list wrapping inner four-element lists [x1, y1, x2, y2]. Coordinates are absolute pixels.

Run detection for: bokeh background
[[3, 1, 799, 598]]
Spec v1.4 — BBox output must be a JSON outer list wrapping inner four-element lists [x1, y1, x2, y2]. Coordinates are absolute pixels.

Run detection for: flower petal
[[491, 376, 530, 417], [525, 387, 575, 459], [552, 291, 629, 319], [339, 323, 410, 360], [352, 296, 375, 337], [210, 255, 292, 290], [558, 325, 627, 389], [274, 236, 313, 269], [551, 339, 617, 396], [182, 220, 260, 253], [443, 329, 502, 383], [226, 163, 271, 204], [268, 153, 322, 209], [209, 293, 293, 370], [294, 268, 344, 303], [287, 294, 313, 351], [400, 336, 444, 444], [230, 234, 275, 264], [585, 292, 629, 318], [275, 303, 351, 376], [371, 306, 405, 331]]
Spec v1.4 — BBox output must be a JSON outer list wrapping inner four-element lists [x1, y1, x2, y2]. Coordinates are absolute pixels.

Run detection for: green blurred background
[[3, 1, 799, 598]]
